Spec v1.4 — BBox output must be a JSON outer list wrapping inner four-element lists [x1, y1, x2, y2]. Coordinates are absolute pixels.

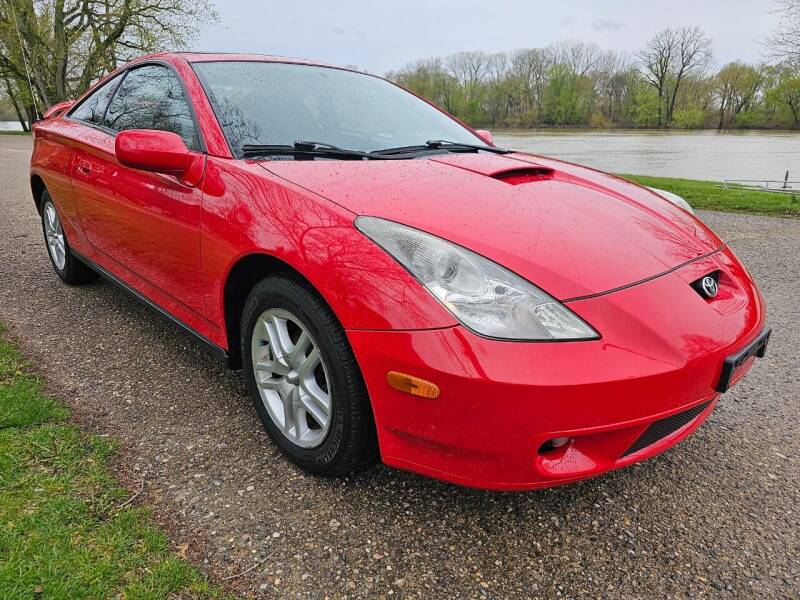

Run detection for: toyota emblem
[[701, 276, 718, 298]]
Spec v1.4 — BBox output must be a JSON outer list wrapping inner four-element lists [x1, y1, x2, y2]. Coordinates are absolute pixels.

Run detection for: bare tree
[[549, 40, 603, 77], [486, 52, 509, 85], [638, 29, 676, 127], [446, 51, 489, 104], [638, 26, 712, 127], [666, 26, 712, 123], [769, 0, 800, 65], [509, 48, 550, 119], [593, 51, 634, 121]]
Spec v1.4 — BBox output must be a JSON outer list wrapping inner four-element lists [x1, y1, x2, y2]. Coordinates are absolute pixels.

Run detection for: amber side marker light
[[387, 371, 440, 399]]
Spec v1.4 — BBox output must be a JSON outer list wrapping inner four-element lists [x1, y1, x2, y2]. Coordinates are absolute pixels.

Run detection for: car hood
[[260, 153, 723, 300]]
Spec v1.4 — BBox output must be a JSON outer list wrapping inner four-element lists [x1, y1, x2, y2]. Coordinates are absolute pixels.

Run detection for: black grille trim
[[622, 401, 711, 458]]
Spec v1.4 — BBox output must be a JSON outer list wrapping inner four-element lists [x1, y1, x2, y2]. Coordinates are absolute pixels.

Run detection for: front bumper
[[347, 247, 766, 491]]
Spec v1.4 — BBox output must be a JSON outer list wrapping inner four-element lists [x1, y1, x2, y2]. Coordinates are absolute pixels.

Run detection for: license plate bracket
[[716, 328, 771, 393]]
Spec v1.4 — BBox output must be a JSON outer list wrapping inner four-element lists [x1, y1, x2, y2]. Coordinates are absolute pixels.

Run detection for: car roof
[[138, 51, 340, 69]]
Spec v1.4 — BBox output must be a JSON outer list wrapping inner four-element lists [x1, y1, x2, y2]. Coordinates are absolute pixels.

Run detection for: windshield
[[192, 61, 489, 157]]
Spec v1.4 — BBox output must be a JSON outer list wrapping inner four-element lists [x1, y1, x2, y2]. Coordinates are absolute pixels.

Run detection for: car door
[[71, 63, 209, 325], [37, 72, 125, 255]]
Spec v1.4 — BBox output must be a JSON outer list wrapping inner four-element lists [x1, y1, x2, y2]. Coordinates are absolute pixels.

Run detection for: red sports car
[[30, 53, 769, 490]]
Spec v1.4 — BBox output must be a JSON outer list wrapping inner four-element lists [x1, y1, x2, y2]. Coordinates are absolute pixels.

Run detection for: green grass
[[0, 325, 231, 599], [0, 130, 30, 135], [620, 174, 800, 217]]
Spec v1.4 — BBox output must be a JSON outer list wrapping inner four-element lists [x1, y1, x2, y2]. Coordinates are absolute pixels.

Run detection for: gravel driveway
[[1, 135, 797, 599]]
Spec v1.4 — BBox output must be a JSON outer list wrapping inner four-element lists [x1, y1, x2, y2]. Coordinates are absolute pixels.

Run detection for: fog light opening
[[538, 437, 572, 454]]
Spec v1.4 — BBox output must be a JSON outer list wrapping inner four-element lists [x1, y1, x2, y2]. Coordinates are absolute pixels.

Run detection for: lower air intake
[[622, 401, 711, 457]]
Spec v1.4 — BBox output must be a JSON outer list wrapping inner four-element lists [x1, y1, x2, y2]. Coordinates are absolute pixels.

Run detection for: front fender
[[200, 158, 457, 343]]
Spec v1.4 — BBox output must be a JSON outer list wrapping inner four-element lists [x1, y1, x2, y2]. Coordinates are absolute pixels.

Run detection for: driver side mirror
[[115, 129, 191, 175], [475, 129, 494, 146]]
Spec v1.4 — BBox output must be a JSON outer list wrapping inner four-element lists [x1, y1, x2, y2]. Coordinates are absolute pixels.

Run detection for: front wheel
[[40, 190, 96, 284], [241, 275, 378, 476]]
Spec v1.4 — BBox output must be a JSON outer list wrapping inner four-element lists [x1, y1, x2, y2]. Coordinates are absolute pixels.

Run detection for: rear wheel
[[241, 275, 378, 476], [40, 190, 96, 284]]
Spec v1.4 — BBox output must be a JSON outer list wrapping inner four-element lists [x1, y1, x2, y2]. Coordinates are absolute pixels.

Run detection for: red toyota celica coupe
[[30, 52, 769, 490]]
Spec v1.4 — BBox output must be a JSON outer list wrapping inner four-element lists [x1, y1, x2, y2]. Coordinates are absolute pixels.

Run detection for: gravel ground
[[1, 135, 798, 599]]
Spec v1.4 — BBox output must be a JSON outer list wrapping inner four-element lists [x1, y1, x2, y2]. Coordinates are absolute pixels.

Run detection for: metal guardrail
[[719, 171, 799, 195]]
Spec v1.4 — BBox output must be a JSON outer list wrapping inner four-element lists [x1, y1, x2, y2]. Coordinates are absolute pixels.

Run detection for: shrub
[[734, 110, 763, 129], [672, 108, 707, 129], [589, 113, 613, 129]]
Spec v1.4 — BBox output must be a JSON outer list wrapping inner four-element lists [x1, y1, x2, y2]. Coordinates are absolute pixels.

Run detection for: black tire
[[241, 274, 378, 476], [40, 190, 97, 285]]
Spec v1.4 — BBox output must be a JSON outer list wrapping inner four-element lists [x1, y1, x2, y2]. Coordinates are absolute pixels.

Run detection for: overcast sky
[[197, 0, 782, 74]]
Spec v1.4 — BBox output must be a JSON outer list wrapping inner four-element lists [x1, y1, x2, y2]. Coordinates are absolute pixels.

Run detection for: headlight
[[355, 217, 599, 341]]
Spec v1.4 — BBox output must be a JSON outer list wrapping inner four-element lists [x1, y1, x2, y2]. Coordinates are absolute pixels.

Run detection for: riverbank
[[0, 325, 228, 599], [622, 175, 800, 217]]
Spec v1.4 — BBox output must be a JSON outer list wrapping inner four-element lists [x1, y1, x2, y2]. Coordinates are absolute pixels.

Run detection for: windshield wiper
[[426, 140, 511, 153], [241, 141, 376, 160], [370, 139, 511, 157], [241, 139, 511, 160]]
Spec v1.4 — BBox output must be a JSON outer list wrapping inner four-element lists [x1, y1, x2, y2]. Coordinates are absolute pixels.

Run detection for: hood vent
[[491, 167, 554, 185]]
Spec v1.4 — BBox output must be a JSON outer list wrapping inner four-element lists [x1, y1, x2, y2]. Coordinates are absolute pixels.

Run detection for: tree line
[[388, 22, 800, 130]]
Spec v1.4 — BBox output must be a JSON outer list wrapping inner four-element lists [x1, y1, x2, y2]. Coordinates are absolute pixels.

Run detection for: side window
[[70, 73, 123, 125], [104, 65, 199, 150]]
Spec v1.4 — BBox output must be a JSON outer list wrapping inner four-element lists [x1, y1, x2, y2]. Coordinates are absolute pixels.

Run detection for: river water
[[494, 129, 799, 182], [0, 121, 23, 131], [3, 121, 796, 182]]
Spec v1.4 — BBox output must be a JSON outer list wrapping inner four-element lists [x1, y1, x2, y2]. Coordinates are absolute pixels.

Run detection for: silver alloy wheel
[[43, 201, 66, 270], [250, 308, 333, 448]]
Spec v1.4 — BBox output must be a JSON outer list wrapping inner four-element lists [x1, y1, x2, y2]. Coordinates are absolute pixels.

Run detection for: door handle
[[76, 161, 92, 175]]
